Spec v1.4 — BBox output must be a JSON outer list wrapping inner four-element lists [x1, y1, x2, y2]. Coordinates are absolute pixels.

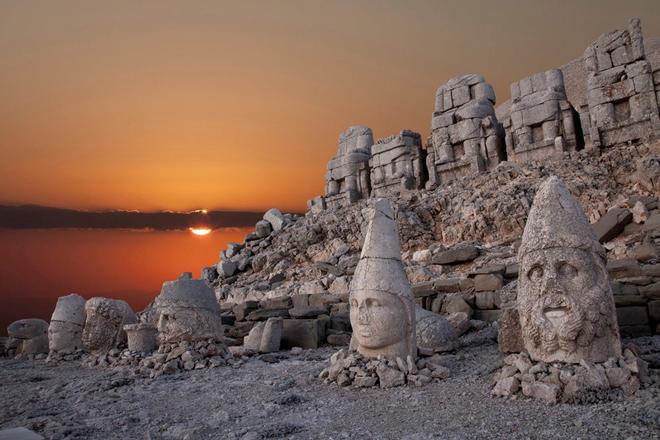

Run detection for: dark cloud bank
[[0, 205, 264, 230]]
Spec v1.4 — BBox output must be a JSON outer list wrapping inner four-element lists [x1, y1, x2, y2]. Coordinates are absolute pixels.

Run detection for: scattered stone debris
[[492, 349, 649, 404], [320, 348, 450, 388]]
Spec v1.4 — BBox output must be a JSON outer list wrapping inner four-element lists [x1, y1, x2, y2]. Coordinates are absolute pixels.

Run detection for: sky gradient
[[2, 0, 659, 212]]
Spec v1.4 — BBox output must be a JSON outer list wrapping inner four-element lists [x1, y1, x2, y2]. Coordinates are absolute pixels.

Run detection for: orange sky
[[1, 1, 659, 212]]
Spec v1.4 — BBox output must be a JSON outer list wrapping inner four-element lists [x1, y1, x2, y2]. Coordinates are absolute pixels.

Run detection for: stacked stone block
[[323, 125, 374, 209], [426, 74, 505, 188], [504, 69, 581, 163], [585, 18, 659, 148], [369, 130, 425, 197]]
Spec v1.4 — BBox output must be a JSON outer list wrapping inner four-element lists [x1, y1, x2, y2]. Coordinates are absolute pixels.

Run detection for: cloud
[[0, 204, 264, 230]]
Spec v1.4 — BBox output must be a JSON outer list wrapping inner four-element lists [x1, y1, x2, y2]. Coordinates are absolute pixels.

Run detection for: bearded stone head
[[517, 176, 621, 364], [349, 198, 416, 361]]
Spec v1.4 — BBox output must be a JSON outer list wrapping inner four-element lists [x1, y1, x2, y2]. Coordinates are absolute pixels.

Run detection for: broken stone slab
[[475, 291, 501, 310], [497, 307, 524, 354], [593, 207, 633, 242], [245, 308, 290, 321], [233, 301, 259, 321], [445, 312, 470, 336], [474, 274, 504, 292], [441, 294, 473, 317], [288, 306, 329, 319], [492, 376, 520, 397], [376, 364, 406, 388], [415, 306, 457, 353], [259, 317, 283, 353], [217, 260, 237, 277], [521, 381, 560, 404], [263, 208, 285, 232], [432, 244, 479, 265], [281, 319, 325, 349]]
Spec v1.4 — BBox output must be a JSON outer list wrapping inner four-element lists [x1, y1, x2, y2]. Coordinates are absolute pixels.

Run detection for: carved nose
[[357, 304, 368, 323]]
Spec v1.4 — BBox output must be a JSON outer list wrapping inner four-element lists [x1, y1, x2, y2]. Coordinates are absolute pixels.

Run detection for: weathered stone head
[[7, 319, 49, 355], [154, 273, 223, 343], [349, 198, 416, 361], [518, 176, 621, 363], [82, 298, 137, 353], [48, 293, 86, 353]]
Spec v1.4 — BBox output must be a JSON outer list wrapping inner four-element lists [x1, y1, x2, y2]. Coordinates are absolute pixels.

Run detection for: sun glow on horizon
[[189, 227, 212, 236]]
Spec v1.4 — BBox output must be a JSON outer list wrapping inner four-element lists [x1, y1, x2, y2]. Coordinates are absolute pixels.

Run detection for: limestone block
[[415, 306, 456, 353], [124, 323, 158, 353], [243, 321, 265, 350], [593, 208, 633, 242], [255, 220, 272, 238], [260, 317, 283, 353], [263, 208, 285, 232], [431, 112, 454, 129], [472, 82, 496, 103], [497, 307, 524, 353], [474, 274, 504, 292], [217, 260, 237, 277], [518, 176, 621, 364], [432, 244, 479, 264], [51, 294, 86, 325], [49, 293, 86, 353], [281, 319, 324, 349]]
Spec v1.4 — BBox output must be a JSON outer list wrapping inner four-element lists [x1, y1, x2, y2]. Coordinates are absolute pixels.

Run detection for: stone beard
[[349, 287, 413, 360], [518, 247, 620, 363]]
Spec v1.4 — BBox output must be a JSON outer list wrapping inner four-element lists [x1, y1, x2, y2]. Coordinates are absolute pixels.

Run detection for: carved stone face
[[350, 289, 407, 353], [48, 321, 83, 353], [518, 247, 619, 363]]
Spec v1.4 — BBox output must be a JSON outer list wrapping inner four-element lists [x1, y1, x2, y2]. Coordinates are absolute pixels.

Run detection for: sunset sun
[[189, 227, 211, 236]]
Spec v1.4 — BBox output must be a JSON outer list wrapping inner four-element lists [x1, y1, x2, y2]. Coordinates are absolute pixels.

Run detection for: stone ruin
[[82, 297, 137, 353], [585, 18, 660, 148], [6, 319, 49, 358], [153, 272, 224, 344], [321, 199, 453, 388], [504, 69, 582, 163], [369, 130, 425, 197], [426, 74, 505, 188], [48, 293, 86, 356], [320, 125, 374, 210], [306, 19, 659, 213], [492, 176, 649, 403]]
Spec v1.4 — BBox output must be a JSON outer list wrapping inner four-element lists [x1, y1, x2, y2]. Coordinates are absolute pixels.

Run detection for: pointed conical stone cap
[[351, 198, 414, 305], [519, 176, 605, 261]]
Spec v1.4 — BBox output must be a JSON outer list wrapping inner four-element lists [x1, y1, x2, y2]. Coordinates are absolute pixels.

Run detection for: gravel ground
[[1, 341, 659, 440]]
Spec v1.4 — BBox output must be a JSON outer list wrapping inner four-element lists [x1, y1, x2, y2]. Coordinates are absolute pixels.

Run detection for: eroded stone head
[[349, 198, 416, 361], [7, 319, 49, 355], [82, 297, 137, 353], [154, 274, 223, 343], [518, 176, 621, 363], [49, 293, 86, 353]]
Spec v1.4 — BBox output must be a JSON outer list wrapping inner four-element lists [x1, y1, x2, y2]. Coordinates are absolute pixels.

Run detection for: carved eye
[[366, 298, 381, 307], [527, 265, 543, 281], [557, 262, 577, 279]]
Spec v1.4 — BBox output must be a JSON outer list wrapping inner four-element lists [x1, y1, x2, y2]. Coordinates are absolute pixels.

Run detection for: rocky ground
[[2, 338, 659, 440]]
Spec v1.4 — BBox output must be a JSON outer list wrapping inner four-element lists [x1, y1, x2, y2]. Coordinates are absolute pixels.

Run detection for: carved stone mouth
[[543, 307, 568, 325]]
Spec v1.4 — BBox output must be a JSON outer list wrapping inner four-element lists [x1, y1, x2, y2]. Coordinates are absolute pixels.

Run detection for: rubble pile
[[492, 349, 650, 404], [320, 348, 450, 389]]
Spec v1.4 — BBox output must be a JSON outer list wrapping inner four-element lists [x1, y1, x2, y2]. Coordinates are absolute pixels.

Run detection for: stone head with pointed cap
[[349, 198, 416, 361], [518, 176, 621, 364]]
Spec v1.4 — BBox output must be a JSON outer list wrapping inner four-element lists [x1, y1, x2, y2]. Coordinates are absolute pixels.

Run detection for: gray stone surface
[[82, 298, 136, 353], [427, 74, 505, 188], [48, 294, 86, 354], [124, 323, 158, 353], [349, 199, 416, 361], [518, 176, 622, 363], [6, 319, 49, 356], [593, 207, 633, 242], [154, 275, 223, 343], [370, 130, 425, 196]]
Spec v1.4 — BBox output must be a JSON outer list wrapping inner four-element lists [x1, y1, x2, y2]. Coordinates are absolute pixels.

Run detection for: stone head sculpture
[[349, 198, 416, 361], [82, 297, 137, 353], [154, 273, 223, 343], [518, 176, 621, 364], [7, 319, 49, 355], [48, 293, 86, 353]]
